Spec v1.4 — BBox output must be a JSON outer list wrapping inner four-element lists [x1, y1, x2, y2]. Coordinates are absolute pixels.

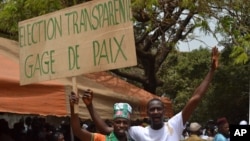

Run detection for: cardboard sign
[[18, 0, 137, 85]]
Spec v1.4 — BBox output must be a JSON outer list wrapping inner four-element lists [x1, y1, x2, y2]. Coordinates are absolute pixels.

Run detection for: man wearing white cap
[[185, 122, 203, 141]]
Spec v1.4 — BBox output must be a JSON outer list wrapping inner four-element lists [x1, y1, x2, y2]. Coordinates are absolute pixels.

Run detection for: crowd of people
[[1, 114, 248, 141], [181, 118, 228, 141], [68, 47, 223, 141], [1, 47, 246, 141], [0, 116, 71, 141], [67, 47, 243, 141]]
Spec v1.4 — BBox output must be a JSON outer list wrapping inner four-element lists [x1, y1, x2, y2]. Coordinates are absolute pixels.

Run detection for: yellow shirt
[[185, 134, 204, 141]]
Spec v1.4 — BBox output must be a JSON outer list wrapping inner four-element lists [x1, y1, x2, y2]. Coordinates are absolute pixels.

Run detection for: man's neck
[[151, 122, 164, 130]]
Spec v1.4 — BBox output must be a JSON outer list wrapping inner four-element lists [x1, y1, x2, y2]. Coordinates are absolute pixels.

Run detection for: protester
[[200, 120, 216, 141], [77, 47, 219, 141], [75, 47, 219, 141], [69, 92, 133, 141], [185, 122, 203, 141], [213, 117, 230, 141]]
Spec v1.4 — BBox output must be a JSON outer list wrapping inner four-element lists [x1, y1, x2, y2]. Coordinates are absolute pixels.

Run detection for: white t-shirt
[[128, 112, 184, 141]]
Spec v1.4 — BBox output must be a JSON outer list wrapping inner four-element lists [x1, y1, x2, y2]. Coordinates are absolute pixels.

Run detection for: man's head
[[188, 122, 202, 135], [147, 98, 166, 129], [113, 103, 132, 120], [112, 103, 132, 137], [217, 117, 230, 137]]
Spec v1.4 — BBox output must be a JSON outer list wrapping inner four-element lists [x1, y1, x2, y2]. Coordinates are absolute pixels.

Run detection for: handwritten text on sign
[[18, 0, 137, 85]]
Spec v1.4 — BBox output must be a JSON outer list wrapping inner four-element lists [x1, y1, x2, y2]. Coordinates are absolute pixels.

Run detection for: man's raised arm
[[79, 89, 113, 134], [182, 47, 219, 124]]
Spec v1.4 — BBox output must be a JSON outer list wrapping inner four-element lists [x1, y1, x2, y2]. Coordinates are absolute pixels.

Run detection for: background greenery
[[0, 0, 249, 125]]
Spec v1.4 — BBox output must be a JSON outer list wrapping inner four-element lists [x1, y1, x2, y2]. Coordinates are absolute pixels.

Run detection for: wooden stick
[[72, 77, 79, 113]]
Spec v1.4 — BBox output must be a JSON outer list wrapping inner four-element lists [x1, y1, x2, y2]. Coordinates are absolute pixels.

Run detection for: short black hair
[[147, 98, 164, 109], [216, 117, 228, 126]]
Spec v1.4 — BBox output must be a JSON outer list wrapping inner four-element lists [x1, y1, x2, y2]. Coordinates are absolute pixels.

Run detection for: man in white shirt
[[79, 47, 219, 141], [127, 47, 219, 141]]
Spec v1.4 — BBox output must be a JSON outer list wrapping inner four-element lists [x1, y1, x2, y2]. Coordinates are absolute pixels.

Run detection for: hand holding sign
[[72, 77, 79, 113], [80, 89, 93, 106]]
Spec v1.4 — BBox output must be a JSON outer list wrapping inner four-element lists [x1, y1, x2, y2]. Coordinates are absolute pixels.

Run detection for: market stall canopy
[[0, 37, 173, 119]]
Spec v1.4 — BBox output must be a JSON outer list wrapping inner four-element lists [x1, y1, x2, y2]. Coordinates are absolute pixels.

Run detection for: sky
[[178, 17, 224, 52], [178, 30, 224, 52]]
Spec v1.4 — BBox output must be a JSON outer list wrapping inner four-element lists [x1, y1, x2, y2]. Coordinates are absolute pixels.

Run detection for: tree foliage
[[213, 0, 250, 64], [0, 0, 63, 39], [0, 0, 249, 124], [0, 0, 88, 39], [0, 0, 249, 95], [159, 48, 249, 124], [158, 48, 212, 113], [209, 47, 249, 124]]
